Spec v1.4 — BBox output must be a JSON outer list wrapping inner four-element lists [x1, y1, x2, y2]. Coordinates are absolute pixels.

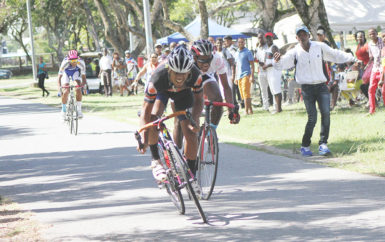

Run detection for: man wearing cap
[[273, 25, 356, 157], [154, 43, 163, 62], [262, 32, 283, 113]]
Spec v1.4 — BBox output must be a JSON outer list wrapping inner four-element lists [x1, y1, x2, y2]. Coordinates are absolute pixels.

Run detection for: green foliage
[[169, 0, 197, 25]]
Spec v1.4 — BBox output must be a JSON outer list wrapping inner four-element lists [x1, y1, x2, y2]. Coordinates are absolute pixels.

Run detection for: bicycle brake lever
[[134, 131, 144, 149]]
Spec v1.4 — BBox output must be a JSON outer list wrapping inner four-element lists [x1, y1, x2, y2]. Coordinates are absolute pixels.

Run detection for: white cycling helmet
[[167, 45, 194, 73], [191, 39, 213, 56]]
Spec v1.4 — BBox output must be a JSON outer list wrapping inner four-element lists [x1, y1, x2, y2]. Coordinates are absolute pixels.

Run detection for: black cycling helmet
[[167, 45, 194, 73], [191, 39, 213, 56]]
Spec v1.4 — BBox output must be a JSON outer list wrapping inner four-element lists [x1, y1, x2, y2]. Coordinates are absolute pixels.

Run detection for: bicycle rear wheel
[[158, 143, 185, 214], [197, 125, 219, 200], [169, 144, 207, 223]]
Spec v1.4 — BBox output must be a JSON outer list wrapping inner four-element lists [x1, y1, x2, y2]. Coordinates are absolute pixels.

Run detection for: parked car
[[0, 69, 13, 79], [79, 52, 103, 94]]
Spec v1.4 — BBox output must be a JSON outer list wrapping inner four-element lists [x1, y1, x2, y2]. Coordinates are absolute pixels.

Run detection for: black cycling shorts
[[156, 89, 193, 120]]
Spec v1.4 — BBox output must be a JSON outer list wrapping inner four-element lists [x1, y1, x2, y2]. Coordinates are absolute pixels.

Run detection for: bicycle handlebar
[[138, 110, 186, 133], [204, 100, 234, 109]]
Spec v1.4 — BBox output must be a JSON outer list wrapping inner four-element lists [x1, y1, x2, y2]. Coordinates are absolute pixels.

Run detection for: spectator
[[233, 37, 255, 115], [367, 28, 385, 114], [263, 32, 283, 113], [273, 25, 355, 156], [37, 56, 49, 97], [224, 35, 243, 108], [112, 52, 128, 96], [355, 31, 371, 101], [255, 32, 270, 111], [133, 53, 159, 90], [99, 48, 113, 96], [159, 48, 170, 63], [208, 36, 217, 52], [339, 61, 362, 107], [125, 50, 138, 94], [154, 43, 163, 62], [215, 37, 234, 99], [170, 42, 177, 51], [355, 31, 370, 65]]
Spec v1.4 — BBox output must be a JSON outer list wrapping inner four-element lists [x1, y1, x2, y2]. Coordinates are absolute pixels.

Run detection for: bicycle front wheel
[[67, 101, 74, 134], [197, 125, 219, 200], [158, 143, 185, 215], [73, 109, 78, 135], [169, 144, 207, 223]]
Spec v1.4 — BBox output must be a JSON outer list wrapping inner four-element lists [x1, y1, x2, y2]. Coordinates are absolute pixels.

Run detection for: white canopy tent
[[274, 0, 385, 47]]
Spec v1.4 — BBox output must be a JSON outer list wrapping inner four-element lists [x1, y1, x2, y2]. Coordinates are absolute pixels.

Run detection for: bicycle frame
[[135, 110, 207, 223]]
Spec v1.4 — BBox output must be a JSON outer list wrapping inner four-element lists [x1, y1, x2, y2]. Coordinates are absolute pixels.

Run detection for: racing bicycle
[[63, 78, 82, 135], [135, 111, 207, 223], [196, 101, 235, 200]]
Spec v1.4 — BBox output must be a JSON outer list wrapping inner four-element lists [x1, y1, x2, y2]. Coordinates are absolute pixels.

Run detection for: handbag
[[362, 62, 373, 84]]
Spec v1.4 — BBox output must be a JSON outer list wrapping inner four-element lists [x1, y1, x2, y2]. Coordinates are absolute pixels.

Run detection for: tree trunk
[[160, 0, 195, 41], [254, 0, 296, 32], [198, 0, 209, 39], [94, 0, 125, 53], [290, 0, 337, 48], [82, 0, 101, 51]]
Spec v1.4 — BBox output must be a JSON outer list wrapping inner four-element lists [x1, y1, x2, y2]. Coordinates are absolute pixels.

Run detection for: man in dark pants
[[224, 35, 243, 108], [274, 25, 356, 156], [99, 48, 113, 96]]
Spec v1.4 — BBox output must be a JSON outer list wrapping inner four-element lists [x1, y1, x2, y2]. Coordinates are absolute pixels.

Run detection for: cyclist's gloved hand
[[228, 104, 240, 124]]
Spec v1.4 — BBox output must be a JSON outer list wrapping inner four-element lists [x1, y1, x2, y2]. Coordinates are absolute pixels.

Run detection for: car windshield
[[83, 57, 99, 78]]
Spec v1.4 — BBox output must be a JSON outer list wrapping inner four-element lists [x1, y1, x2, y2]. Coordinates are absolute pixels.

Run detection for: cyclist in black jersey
[[137, 45, 205, 180]]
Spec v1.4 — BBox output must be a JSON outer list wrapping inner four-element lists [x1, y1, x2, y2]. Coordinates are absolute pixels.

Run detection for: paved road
[[1, 96, 385, 241]]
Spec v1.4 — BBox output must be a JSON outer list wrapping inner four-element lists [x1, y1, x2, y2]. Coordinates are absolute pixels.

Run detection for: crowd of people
[[56, 24, 384, 161]]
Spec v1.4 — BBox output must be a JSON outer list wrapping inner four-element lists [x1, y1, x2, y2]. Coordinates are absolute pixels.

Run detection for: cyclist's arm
[[134, 64, 147, 83], [218, 73, 234, 109], [58, 74, 63, 89], [139, 82, 158, 151]]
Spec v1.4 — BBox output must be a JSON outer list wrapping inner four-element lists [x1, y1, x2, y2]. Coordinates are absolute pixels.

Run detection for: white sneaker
[[77, 110, 83, 119], [151, 160, 167, 181]]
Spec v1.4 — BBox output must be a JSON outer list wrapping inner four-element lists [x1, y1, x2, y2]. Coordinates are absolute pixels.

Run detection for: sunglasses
[[69, 59, 78, 63], [197, 56, 213, 64]]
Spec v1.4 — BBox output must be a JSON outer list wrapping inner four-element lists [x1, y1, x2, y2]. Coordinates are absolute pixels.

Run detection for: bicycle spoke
[[197, 125, 219, 200]]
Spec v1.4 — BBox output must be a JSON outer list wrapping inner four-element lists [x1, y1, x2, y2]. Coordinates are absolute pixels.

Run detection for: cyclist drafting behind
[[173, 39, 240, 149], [58, 50, 86, 119], [137, 45, 205, 180]]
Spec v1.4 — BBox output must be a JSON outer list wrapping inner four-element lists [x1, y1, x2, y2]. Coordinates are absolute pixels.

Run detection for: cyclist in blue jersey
[[58, 50, 87, 119]]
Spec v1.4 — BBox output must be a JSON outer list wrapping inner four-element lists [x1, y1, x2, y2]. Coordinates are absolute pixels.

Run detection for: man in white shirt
[[274, 25, 355, 157], [99, 48, 113, 96], [255, 33, 270, 111]]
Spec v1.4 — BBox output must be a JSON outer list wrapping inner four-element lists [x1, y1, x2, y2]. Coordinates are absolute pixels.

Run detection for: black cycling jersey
[[144, 63, 205, 103]]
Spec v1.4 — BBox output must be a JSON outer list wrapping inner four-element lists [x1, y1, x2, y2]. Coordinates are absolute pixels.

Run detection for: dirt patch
[[0, 196, 46, 241]]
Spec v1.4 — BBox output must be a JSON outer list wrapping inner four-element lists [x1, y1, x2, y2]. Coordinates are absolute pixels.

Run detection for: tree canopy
[[0, 0, 335, 60]]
